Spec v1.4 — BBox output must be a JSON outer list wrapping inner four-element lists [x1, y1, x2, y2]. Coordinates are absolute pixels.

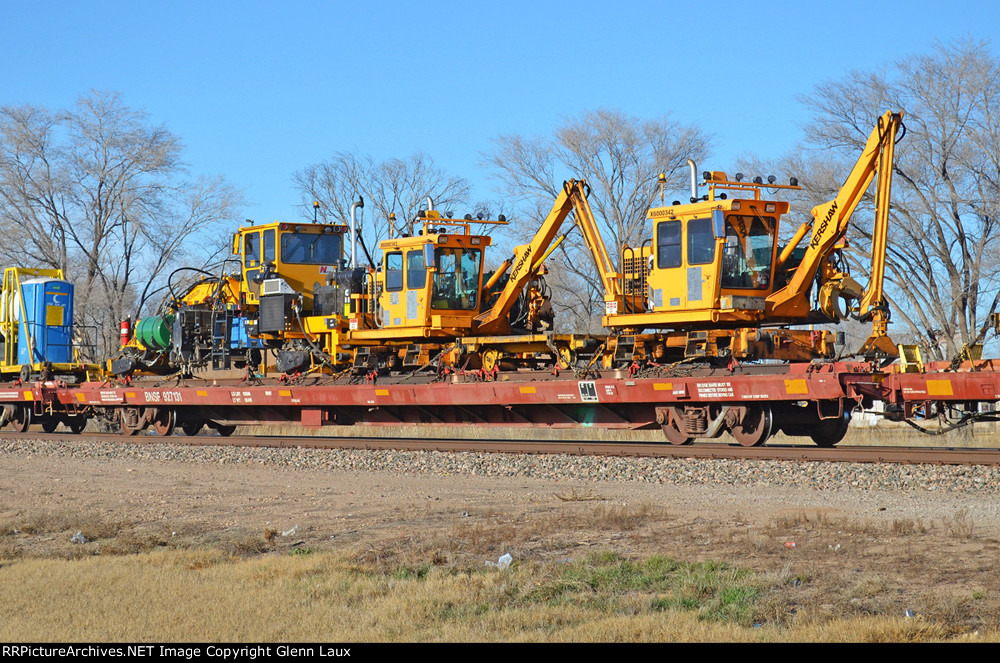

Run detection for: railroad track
[[3, 431, 998, 466]]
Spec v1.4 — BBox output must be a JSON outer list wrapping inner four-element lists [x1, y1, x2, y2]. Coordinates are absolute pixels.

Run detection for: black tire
[[180, 421, 203, 436], [811, 414, 850, 447]]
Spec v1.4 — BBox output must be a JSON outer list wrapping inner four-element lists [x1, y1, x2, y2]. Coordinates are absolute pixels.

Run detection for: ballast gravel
[[2, 436, 997, 495]]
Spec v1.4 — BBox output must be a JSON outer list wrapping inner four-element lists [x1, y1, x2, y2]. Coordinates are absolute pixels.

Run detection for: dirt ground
[[3, 448, 1000, 630]]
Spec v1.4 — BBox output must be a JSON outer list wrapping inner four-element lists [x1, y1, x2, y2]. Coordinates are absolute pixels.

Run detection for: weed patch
[[524, 552, 766, 626], [223, 533, 271, 558]]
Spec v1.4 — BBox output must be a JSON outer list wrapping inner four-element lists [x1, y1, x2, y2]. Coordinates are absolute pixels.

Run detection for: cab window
[[263, 229, 276, 263], [656, 220, 681, 268], [244, 232, 259, 267], [687, 218, 716, 266], [721, 215, 775, 290], [385, 252, 403, 291], [280, 232, 342, 264], [407, 250, 427, 289]]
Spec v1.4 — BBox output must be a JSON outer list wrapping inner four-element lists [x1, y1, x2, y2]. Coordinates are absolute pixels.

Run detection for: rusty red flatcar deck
[[1, 360, 996, 432]]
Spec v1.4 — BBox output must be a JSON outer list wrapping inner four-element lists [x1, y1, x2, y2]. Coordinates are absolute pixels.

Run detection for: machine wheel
[[180, 421, 204, 436], [41, 419, 59, 433], [11, 406, 32, 433], [19, 365, 31, 384], [811, 414, 850, 448], [556, 346, 576, 370], [481, 349, 501, 372], [152, 409, 176, 436], [66, 416, 87, 434], [730, 406, 773, 447]]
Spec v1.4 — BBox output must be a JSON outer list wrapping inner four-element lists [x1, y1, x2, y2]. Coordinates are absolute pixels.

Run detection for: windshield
[[281, 232, 342, 265], [721, 215, 775, 290], [431, 247, 481, 310]]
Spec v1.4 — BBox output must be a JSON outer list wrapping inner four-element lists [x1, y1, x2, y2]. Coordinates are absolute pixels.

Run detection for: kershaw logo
[[508, 247, 532, 282], [810, 201, 838, 249]]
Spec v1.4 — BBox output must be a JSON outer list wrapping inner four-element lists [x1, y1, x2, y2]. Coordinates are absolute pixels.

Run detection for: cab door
[[683, 216, 721, 311], [648, 214, 721, 312], [381, 251, 404, 327], [243, 230, 262, 301], [405, 248, 428, 325]]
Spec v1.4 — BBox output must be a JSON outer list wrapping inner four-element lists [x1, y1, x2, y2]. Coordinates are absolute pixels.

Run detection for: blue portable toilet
[[17, 278, 75, 365]]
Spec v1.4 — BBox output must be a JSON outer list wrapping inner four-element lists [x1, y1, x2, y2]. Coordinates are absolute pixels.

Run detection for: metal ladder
[[211, 307, 233, 370]]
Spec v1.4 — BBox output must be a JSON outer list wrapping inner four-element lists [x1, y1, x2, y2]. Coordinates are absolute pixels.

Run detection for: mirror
[[712, 210, 726, 239]]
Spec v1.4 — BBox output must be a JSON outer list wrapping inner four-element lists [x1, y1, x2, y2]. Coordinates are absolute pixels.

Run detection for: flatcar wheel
[[41, 419, 58, 433], [661, 421, 693, 445], [119, 408, 144, 437], [731, 406, 772, 447], [661, 409, 693, 446], [811, 414, 850, 448], [152, 409, 176, 436], [11, 406, 32, 433], [180, 421, 203, 436], [213, 424, 236, 437]]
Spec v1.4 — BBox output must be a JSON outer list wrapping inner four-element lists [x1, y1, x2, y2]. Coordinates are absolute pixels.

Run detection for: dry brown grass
[[555, 488, 606, 502], [1, 509, 123, 539], [942, 508, 976, 539], [342, 501, 670, 575], [2, 495, 999, 642], [1, 549, 996, 642]]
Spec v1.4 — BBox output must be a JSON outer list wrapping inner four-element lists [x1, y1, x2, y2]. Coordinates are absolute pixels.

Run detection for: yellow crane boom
[[768, 111, 903, 334], [474, 179, 619, 334]]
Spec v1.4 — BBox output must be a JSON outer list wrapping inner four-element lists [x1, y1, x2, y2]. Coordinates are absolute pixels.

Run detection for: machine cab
[[620, 171, 797, 327], [234, 221, 348, 312], [377, 212, 491, 332]]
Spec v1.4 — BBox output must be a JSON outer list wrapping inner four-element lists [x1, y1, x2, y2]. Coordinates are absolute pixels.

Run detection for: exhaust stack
[[349, 196, 364, 269], [687, 159, 698, 203]]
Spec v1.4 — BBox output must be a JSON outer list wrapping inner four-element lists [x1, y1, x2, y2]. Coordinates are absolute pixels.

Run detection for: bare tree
[[0, 91, 242, 357], [293, 151, 473, 258], [770, 39, 1000, 360], [482, 108, 712, 331]]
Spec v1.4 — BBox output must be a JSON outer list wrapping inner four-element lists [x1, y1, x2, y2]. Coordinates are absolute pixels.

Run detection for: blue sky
[[4, 0, 998, 225]]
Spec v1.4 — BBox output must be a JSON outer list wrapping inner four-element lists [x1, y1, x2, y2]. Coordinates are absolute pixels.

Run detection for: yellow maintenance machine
[[114, 219, 352, 376], [116, 110, 902, 379], [290, 203, 596, 375], [562, 110, 905, 365]]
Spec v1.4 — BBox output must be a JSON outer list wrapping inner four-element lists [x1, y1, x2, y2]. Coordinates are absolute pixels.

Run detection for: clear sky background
[[4, 0, 998, 225]]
